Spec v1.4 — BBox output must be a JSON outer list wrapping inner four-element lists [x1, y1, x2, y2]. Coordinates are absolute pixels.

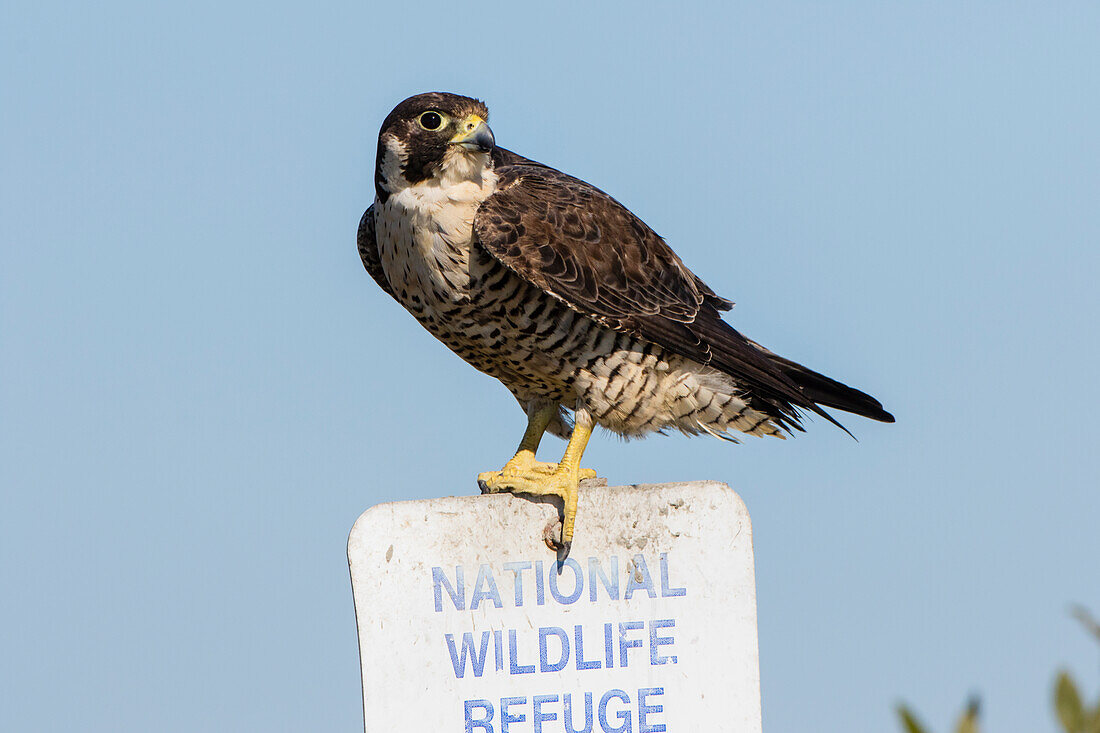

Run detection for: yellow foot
[[477, 464, 596, 484], [477, 452, 595, 487], [476, 469, 582, 544], [529, 463, 598, 478]]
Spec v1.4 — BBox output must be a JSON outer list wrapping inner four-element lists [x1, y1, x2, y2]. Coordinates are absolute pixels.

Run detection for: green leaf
[[955, 696, 981, 733], [1086, 703, 1100, 733], [897, 704, 931, 733], [1055, 671, 1086, 732], [955, 714, 978, 733]]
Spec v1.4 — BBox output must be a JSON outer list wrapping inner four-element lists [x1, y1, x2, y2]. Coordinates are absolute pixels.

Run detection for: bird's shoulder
[[475, 152, 733, 325]]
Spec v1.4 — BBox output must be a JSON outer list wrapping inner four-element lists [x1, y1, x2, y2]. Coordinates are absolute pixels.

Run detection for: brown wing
[[474, 163, 835, 430], [357, 204, 397, 300]]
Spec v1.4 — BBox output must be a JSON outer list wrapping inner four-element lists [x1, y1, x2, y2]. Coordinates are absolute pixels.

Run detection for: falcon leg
[[478, 404, 596, 484], [478, 408, 595, 545]]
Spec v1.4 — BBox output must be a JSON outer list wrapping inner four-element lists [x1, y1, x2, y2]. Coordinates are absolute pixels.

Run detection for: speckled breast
[[374, 196, 593, 400]]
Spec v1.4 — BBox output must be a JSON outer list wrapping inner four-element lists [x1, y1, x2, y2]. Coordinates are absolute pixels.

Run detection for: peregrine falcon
[[359, 92, 893, 544]]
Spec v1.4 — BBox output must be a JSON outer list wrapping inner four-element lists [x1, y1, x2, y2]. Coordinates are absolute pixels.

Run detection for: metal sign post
[[348, 480, 762, 732]]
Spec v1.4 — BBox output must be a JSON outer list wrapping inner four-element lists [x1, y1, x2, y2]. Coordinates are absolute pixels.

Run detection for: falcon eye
[[418, 111, 444, 131]]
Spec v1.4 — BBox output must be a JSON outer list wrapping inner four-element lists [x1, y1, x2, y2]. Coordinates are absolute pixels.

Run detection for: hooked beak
[[449, 114, 495, 153]]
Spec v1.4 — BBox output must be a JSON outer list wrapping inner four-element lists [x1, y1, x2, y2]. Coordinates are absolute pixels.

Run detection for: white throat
[[377, 134, 497, 200], [437, 146, 494, 190], [374, 137, 499, 301], [380, 140, 498, 226]]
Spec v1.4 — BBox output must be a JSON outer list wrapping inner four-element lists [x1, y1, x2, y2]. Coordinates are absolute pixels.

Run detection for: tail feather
[[771, 355, 895, 423]]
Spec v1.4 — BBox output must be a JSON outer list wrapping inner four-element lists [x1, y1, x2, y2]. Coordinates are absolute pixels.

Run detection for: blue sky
[[2, 2, 1098, 731]]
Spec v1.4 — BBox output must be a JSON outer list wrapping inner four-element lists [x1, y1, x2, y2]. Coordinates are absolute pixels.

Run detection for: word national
[[431, 553, 686, 612]]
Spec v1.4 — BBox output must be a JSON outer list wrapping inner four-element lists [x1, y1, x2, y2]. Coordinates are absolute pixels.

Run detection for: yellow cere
[[450, 114, 486, 142]]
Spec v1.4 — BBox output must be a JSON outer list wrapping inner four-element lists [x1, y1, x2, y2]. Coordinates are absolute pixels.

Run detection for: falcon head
[[374, 92, 495, 201]]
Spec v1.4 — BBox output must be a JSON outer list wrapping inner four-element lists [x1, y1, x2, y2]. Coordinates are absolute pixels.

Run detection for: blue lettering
[[432, 565, 464, 611], [445, 632, 490, 678], [603, 623, 615, 668], [493, 629, 504, 671], [564, 692, 594, 733], [533, 694, 559, 733], [465, 699, 494, 733], [598, 689, 632, 733], [574, 624, 601, 670], [508, 629, 535, 674], [618, 622, 644, 668], [500, 696, 526, 732], [538, 627, 570, 672], [624, 555, 655, 599], [471, 564, 503, 610], [549, 558, 583, 604], [588, 556, 619, 601], [649, 619, 675, 665], [637, 688, 665, 733], [534, 560, 546, 605], [502, 561, 532, 606], [659, 553, 686, 597]]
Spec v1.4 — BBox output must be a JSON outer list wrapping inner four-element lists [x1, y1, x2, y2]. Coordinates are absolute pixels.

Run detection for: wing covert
[[476, 165, 727, 323]]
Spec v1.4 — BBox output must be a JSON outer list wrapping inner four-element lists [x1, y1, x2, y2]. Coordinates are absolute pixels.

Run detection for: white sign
[[348, 480, 761, 733]]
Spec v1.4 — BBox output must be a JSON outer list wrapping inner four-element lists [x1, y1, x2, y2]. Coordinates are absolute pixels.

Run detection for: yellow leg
[[555, 413, 593, 543], [479, 405, 596, 483], [478, 408, 596, 544], [479, 404, 555, 479]]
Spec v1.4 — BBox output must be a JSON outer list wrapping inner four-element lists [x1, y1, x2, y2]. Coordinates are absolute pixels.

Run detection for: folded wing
[[474, 159, 893, 430]]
